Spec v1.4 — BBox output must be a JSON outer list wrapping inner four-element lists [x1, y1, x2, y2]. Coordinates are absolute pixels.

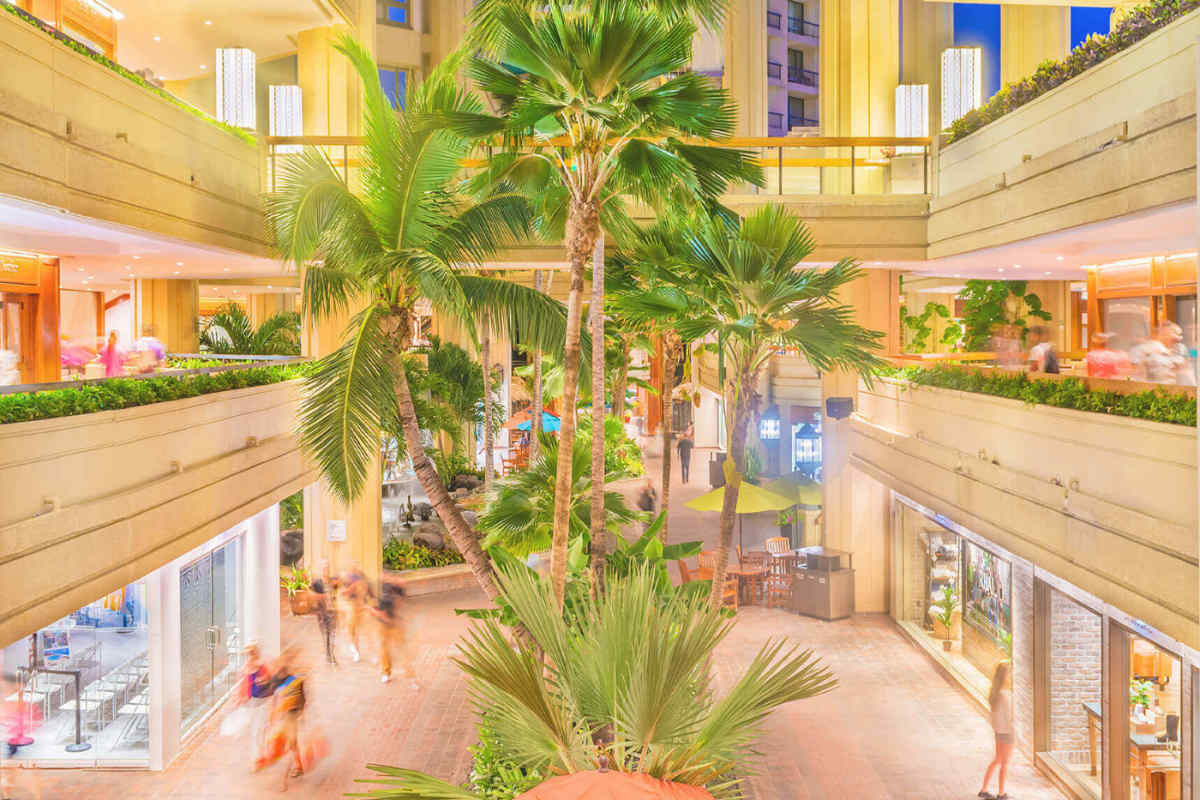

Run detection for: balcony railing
[[265, 134, 934, 197], [789, 115, 819, 129], [768, 112, 785, 133], [788, 17, 819, 37], [767, 61, 783, 81], [788, 66, 818, 87], [767, 10, 782, 30]]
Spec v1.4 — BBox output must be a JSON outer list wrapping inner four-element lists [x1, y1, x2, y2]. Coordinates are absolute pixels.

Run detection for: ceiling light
[[200, 65, 207, 70], [132, 255, 140, 260], [153, 35, 161, 42], [1055, 255, 1064, 261], [1012, 264, 1021, 269], [77, 267, 85, 272], [998, 268, 1005, 273], [173, 270, 180, 275], [177, 261, 184, 266], [224, 267, 231, 272], [267, 285, 273, 289], [204, 19, 212, 25], [87, 276, 94, 280], [1044, 271, 1051, 275]]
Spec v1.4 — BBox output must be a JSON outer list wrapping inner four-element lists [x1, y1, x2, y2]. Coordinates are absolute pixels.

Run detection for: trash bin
[[708, 451, 726, 488]]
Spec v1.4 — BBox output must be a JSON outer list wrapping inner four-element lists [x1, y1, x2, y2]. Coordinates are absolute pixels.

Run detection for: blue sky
[[953, 5, 1110, 99]]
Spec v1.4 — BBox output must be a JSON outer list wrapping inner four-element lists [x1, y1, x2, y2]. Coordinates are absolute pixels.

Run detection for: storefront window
[[1101, 296, 1151, 353], [1, 582, 149, 763], [1128, 634, 1183, 800], [962, 539, 1013, 665], [180, 539, 244, 734]]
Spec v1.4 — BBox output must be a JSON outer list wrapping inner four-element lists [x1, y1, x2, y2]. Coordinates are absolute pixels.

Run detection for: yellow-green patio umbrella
[[763, 472, 823, 509], [685, 482, 795, 561]]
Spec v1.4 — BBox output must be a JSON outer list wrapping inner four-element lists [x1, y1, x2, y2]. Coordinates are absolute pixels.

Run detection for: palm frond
[[349, 765, 480, 798]]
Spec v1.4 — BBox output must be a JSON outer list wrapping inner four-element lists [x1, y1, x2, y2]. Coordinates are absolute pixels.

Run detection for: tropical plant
[[901, 300, 960, 353], [622, 205, 884, 609], [280, 491, 303, 531], [931, 584, 959, 636], [280, 565, 312, 597], [957, 280, 1051, 352], [264, 37, 573, 603], [1130, 678, 1154, 710], [403, 336, 497, 459], [382, 538, 465, 571], [477, 430, 640, 558], [450, 0, 762, 608], [356, 566, 837, 800], [199, 302, 301, 355], [468, 717, 544, 799]]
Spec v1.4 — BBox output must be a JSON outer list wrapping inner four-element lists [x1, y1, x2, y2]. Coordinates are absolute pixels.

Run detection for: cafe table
[[1083, 701, 1179, 796], [725, 564, 768, 604]]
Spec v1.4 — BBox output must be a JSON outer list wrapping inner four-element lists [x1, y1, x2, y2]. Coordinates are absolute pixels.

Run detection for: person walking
[[1085, 332, 1132, 378], [338, 565, 373, 663], [1026, 325, 1059, 374], [256, 648, 308, 791], [676, 424, 695, 484], [370, 582, 416, 686], [636, 477, 657, 531], [309, 562, 338, 667], [100, 330, 125, 377], [978, 661, 1014, 800]]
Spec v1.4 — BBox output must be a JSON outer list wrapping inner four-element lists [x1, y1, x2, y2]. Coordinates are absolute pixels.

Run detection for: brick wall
[[1049, 590, 1103, 755], [1012, 561, 1035, 755]]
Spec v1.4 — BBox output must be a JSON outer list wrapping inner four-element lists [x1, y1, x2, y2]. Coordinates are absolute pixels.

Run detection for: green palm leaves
[[198, 302, 300, 356]]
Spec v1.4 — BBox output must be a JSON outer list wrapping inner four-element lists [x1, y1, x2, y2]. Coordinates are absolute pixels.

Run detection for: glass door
[[179, 539, 242, 734]]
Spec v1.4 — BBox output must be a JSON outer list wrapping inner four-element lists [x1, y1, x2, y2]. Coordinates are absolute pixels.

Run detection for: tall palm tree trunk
[[589, 234, 607, 583], [531, 271, 543, 459], [709, 371, 755, 611], [392, 343, 499, 602], [482, 325, 494, 490], [659, 334, 682, 544], [550, 199, 599, 609], [611, 336, 629, 421]]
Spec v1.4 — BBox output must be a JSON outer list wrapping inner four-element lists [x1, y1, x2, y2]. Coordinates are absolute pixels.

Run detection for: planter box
[[385, 564, 476, 597]]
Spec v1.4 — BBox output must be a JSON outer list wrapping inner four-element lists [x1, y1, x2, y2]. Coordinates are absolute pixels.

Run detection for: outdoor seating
[[765, 536, 791, 555], [766, 556, 794, 608]]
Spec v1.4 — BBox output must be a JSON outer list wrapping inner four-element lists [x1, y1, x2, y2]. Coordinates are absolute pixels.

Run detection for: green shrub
[[382, 538, 465, 571], [882, 364, 1196, 427], [0, 364, 308, 425], [467, 719, 543, 800]]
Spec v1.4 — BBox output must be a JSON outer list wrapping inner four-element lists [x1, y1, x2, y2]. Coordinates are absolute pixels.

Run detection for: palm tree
[[625, 205, 885, 610], [478, 430, 639, 558], [264, 37, 573, 602], [448, 0, 762, 607], [354, 566, 837, 800], [199, 302, 300, 355]]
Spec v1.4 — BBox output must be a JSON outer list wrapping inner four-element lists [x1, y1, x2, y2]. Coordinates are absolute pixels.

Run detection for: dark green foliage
[[280, 492, 304, 531], [901, 301, 959, 353], [1, 2, 256, 145], [382, 538, 466, 571], [884, 364, 1196, 427], [199, 303, 301, 356], [947, 0, 1200, 144], [430, 449, 485, 485], [467, 719, 544, 800], [957, 280, 1051, 352], [0, 364, 308, 425]]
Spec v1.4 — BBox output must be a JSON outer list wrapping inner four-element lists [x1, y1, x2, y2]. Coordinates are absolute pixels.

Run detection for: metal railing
[[788, 65, 818, 87], [788, 17, 819, 36], [768, 112, 785, 133], [766, 10, 782, 29], [767, 61, 783, 81], [265, 134, 934, 197], [788, 115, 819, 129]]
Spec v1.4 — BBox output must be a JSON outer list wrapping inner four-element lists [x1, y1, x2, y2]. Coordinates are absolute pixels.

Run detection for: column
[[723, 0, 768, 137], [243, 505, 282, 658], [820, 269, 899, 608], [145, 565, 181, 771], [247, 292, 298, 327], [133, 278, 199, 353], [899, 0, 953, 132], [1000, 6, 1070, 88]]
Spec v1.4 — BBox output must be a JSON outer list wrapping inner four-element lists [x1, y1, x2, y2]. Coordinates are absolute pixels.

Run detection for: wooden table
[[726, 565, 768, 604], [1082, 701, 1179, 796]]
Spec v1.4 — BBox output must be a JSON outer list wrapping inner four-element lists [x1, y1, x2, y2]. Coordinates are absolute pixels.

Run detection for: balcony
[[789, 115, 819, 129], [767, 60, 783, 81], [768, 112, 785, 134], [767, 10, 782, 30], [788, 65, 819, 88], [789, 17, 819, 37]]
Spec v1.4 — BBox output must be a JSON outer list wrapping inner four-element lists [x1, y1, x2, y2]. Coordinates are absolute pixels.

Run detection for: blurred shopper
[[338, 565, 373, 663], [1026, 325, 1060, 374], [100, 330, 125, 377], [978, 661, 1014, 800], [636, 477, 657, 531], [309, 562, 338, 667], [1131, 322, 1187, 384], [1085, 333, 1132, 379], [991, 324, 1021, 370], [676, 424, 695, 484], [371, 582, 416, 686], [256, 648, 308, 791]]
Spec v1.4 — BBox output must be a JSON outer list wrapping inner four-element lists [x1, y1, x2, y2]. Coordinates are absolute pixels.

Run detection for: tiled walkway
[[3, 447, 1064, 799]]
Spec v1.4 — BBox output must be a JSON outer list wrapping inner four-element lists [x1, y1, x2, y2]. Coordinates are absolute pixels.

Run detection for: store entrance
[[179, 539, 243, 734], [0, 292, 36, 385]]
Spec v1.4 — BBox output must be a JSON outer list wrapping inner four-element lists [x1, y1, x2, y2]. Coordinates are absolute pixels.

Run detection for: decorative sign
[[326, 520, 347, 542], [0, 256, 40, 287]]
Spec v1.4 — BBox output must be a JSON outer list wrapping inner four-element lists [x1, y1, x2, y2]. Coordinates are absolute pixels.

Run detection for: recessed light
[[132, 255, 141, 260], [267, 285, 273, 289], [223, 267, 231, 272], [124, 265, 131, 270], [87, 276, 95, 280], [177, 261, 184, 266], [153, 35, 160, 41], [200, 64, 207, 70], [1055, 255, 1064, 261], [173, 270, 181, 275], [76, 267, 85, 272], [204, 19, 212, 25], [1044, 271, 1051, 275], [1012, 264, 1021, 269], [129, 274, 135, 278], [998, 268, 1005, 273]]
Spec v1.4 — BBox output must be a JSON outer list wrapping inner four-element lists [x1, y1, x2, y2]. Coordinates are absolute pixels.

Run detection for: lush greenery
[[358, 567, 836, 800], [887, 364, 1197, 427], [478, 431, 640, 557], [163, 356, 252, 370], [430, 449, 486, 487], [280, 492, 304, 531], [0, 363, 308, 425], [280, 565, 312, 597], [956, 280, 1050, 352], [467, 719, 544, 800], [403, 336, 497, 461], [577, 412, 644, 477], [382, 538, 466, 571], [901, 300, 957, 353], [199, 303, 301, 356], [1, 3, 256, 146], [946, 0, 1200, 144]]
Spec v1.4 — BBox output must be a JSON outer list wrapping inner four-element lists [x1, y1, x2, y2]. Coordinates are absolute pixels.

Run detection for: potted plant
[[281, 565, 313, 615], [776, 507, 797, 539], [929, 584, 961, 651]]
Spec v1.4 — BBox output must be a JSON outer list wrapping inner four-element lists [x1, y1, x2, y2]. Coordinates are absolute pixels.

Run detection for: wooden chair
[[694, 552, 738, 610], [765, 536, 791, 555], [739, 551, 769, 604], [766, 556, 794, 608], [696, 550, 716, 581], [676, 560, 694, 584]]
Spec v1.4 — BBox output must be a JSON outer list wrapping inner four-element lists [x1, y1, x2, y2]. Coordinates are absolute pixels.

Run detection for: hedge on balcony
[[1, 2, 256, 146], [946, 0, 1200, 145], [883, 365, 1196, 427], [0, 364, 307, 425]]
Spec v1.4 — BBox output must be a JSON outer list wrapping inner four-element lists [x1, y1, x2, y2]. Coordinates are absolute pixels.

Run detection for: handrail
[[264, 134, 934, 148], [767, 112, 785, 130], [788, 66, 818, 86], [766, 10, 782, 29], [788, 116, 819, 128], [767, 61, 782, 80], [788, 17, 819, 36]]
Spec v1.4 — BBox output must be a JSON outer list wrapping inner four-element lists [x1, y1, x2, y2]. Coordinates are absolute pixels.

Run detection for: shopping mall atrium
[[0, 0, 1196, 798]]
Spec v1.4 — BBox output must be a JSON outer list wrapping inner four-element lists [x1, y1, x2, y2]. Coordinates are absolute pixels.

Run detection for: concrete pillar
[[820, 269, 899, 610], [244, 505, 281, 658], [723, 0, 768, 137], [133, 279, 198, 353], [247, 292, 297, 327], [900, 0, 953, 132], [1000, 6, 1070, 88], [429, 0, 472, 67]]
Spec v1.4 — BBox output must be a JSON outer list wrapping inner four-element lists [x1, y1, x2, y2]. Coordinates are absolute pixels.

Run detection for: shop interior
[[1, 582, 150, 764], [1126, 634, 1183, 800]]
